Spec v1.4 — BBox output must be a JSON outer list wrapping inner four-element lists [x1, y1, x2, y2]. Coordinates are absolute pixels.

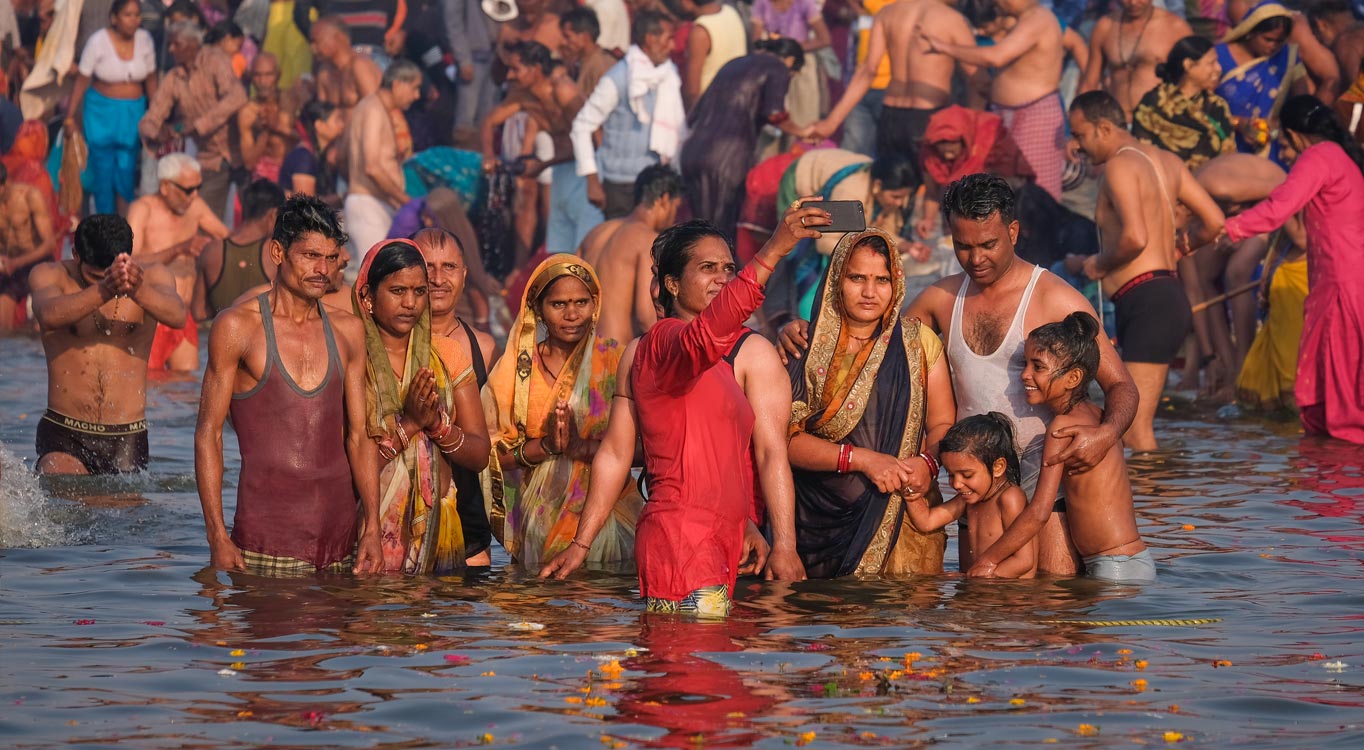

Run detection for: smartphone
[[803, 200, 866, 233]]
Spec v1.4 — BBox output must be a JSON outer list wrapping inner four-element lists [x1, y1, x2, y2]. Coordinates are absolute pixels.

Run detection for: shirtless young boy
[[926, 0, 1067, 199], [1079, 0, 1191, 117], [1016, 312, 1153, 582], [581, 165, 682, 344], [1068, 91, 1224, 451], [0, 162, 56, 332], [128, 153, 231, 372]]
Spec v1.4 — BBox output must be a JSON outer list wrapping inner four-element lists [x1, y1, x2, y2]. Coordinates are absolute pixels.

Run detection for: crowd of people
[[2, 0, 1363, 613]]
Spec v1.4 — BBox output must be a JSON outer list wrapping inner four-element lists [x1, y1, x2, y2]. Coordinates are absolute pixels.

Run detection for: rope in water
[[1047, 618, 1223, 627]]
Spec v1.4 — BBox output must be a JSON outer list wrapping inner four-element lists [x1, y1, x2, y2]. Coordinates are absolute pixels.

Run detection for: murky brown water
[[2, 336, 1362, 748]]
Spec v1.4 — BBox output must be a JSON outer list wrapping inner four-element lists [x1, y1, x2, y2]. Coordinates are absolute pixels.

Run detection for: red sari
[[631, 266, 766, 601]]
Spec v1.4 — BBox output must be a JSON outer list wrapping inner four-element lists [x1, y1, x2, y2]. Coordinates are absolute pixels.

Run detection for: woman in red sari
[[541, 202, 828, 615]]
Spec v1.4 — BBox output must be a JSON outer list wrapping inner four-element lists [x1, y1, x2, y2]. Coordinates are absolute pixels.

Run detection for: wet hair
[[110, 0, 142, 17], [940, 173, 1016, 226], [1157, 35, 1214, 84], [651, 219, 729, 317], [74, 214, 134, 270], [365, 242, 428, 292], [634, 164, 682, 207], [509, 40, 555, 75], [1251, 14, 1293, 38], [960, 0, 999, 28], [240, 179, 286, 222], [205, 20, 242, 45], [561, 7, 601, 39], [411, 227, 466, 261], [632, 9, 671, 47], [755, 37, 805, 72], [1027, 312, 1101, 410], [939, 412, 1022, 487], [382, 59, 423, 89], [1070, 90, 1128, 130], [299, 99, 338, 148], [272, 194, 349, 250], [1281, 94, 1364, 176], [870, 155, 918, 192]]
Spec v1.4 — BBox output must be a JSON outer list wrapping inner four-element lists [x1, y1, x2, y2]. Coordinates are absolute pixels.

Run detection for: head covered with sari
[[483, 254, 638, 567], [353, 239, 472, 574], [1216, 1, 1303, 160], [789, 228, 944, 578]]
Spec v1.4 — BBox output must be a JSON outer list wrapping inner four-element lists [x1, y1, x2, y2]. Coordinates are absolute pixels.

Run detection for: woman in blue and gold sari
[[1215, 2, 1308, 163], [787, 229, 957, 578]]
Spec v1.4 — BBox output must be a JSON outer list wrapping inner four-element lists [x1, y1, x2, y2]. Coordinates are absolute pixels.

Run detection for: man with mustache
[[195, 195, 382, 576]]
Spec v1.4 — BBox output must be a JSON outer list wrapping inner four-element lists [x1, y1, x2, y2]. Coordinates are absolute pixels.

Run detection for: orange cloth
[[3, 120, 65, 259], [920, 105, 1035, 188]]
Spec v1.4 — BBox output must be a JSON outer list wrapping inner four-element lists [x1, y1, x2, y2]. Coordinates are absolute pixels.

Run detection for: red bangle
[[754, 254, 775, 273], [919, 452, 939, 479], [837, 443, 853, 474]]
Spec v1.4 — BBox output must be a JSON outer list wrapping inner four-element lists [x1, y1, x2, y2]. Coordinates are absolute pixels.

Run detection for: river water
[[2, 334, 1361, 749]]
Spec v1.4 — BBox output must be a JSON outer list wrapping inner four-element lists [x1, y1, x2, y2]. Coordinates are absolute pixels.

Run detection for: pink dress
[[1225, 142, 1364, 444]]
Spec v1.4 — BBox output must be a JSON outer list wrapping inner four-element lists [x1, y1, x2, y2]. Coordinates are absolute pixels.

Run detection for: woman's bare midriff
[[93, 79, 146, 100]]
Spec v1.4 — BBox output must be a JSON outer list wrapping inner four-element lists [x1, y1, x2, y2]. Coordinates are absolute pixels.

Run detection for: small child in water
[[906, 413, 1038, 578], [1023, 311, 1154, 582]]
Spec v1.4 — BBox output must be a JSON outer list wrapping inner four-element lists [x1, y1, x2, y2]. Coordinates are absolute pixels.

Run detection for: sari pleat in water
[[483, 255, 642, 570], [355, 240, 472, 575], [789, 229, 946, 578]]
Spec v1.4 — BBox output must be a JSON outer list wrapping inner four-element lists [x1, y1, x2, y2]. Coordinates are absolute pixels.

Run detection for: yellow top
[[859, 0, 894, 91], [696, 5, 748, 95]]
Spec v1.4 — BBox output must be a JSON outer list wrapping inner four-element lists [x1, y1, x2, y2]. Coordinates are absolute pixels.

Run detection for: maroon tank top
[[229, 294, 358, 568]]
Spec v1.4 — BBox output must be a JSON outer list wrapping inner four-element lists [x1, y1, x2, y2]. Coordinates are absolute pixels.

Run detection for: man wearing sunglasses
[[127, 153, 229, 372]]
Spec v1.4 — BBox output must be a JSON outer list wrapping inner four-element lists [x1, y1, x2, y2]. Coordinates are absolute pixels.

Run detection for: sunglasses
[[168, 181, 202, 195]]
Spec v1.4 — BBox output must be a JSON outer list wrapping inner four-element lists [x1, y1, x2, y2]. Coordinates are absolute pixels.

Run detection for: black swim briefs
[[1111, 270, 1192, 365], [35, 409, 149, 474], [876, 105, 941, 187]]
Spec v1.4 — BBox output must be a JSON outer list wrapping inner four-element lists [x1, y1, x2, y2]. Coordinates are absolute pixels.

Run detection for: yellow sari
[[482, 255, 642, 569], [355, 240, 474, 575], [1237, 252, 1308, 410]]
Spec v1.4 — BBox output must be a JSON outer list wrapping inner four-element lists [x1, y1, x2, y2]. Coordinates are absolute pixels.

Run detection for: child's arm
[[991, 486, 1039, 578], [906, 494, 965, 533], [968, 422, 1071, 577]]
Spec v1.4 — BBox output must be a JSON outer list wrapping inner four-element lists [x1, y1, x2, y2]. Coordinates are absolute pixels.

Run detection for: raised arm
[[927, 12, 1043, 69], [906, 493, 965, 533], [30, 262, 111, 330], [195, 310, 250, 570], [1224, 146, 1330, 242], [132, 263, 189, 327], [814, 14, 886, 136], [1175, 160, 1226, 248]]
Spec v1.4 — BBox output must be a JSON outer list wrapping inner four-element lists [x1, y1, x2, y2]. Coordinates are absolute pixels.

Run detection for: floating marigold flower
[[795, 730, 817, 746], [236, 710, 253, 718], [478, 733, 494, 744], [1131, 679, 1148, 692], [1163, 731, 1185, 742], [480, 670, 496, 676], [858, 671, 875, 681], [1182, 524, 1196, 531], [230, 649, 245, 656], [1117, 649, 1132, 656], [888, 670, 904, 680], [904, 651, 922, 664], [565, 696, 583, 704], [1076, 724, 1100, 736], [599, 660, 625, 678], [414, 644, 429, 651], [1010, 698, 1025, 706], [1213, 660, 1233, 668], [231, 661, 245, 670], [1168, 704, 1180, 713], [1135, 660, 1149, 671], [586, 697, 608, 707], [966, 697, 981, 704]]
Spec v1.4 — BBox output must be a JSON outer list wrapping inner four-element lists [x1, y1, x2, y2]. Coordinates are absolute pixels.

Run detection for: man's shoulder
[[1153, 8, 1192, 31], [1031, 269, 1091, 315], [28, 260, 71, 289]]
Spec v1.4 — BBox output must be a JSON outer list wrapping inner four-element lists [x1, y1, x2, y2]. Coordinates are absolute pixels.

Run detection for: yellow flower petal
[[1010, 698, 1026, 706], [1076, 724, 1100, 736], [229, 649, 245, 657], [1163, 731, 1185, 743]]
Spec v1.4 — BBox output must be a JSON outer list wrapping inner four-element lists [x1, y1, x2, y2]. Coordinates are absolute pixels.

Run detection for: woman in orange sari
[[483, 254, 642, 570]]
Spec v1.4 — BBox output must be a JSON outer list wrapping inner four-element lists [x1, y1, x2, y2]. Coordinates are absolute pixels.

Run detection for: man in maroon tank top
[[195, 195, 383, 575]]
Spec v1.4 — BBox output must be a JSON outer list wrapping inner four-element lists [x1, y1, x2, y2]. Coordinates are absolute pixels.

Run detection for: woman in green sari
[[354, 240, 491, 574]]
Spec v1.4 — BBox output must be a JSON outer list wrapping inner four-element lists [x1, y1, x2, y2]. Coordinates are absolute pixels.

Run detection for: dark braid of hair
[[1281, 94, 1364, 177]]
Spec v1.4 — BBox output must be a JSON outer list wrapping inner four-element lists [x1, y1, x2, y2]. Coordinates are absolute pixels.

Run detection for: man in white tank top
[[904, 175, 1141, 577]]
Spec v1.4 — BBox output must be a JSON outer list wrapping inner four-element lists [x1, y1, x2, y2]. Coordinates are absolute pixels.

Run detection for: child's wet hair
[[1027, 311, 1101, 409], [939, 412, 1021, 486]]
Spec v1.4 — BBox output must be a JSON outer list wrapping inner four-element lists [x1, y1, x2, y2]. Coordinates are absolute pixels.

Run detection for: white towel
[[623, 45, 685, 164]]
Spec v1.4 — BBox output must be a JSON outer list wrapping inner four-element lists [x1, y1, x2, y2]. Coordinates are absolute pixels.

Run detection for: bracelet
[[754, 254, 775, 272], [837, 443, 853, 474], [438, 426, 467, 456], [428, 410, 453, 442], [918, 451, 939, 479], [512, 440, 540, 468], [395, 421, 411, 451], [541, 436, 562, 456], [376, 438, 398, 461], [569, 538, 591, 552]]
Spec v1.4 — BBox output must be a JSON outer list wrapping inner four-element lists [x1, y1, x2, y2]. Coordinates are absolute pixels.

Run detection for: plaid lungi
[[993, 92, 1067, 201], [241, 549, 354, 577]]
